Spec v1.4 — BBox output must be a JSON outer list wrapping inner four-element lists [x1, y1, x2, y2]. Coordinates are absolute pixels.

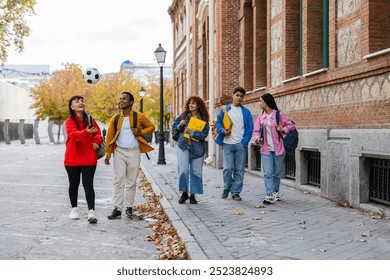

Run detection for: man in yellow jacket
[[105, 91, 155, 219]]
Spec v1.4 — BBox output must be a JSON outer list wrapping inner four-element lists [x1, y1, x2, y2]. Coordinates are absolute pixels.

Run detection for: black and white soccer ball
[[83, 67, 100, 84]]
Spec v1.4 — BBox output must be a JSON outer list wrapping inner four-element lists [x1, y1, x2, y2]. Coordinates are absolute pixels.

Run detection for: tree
[[30, 63, 86, 143], [142, 75, 173, 131], [30, 63, 174, 143], [0, 0, 36, 62]]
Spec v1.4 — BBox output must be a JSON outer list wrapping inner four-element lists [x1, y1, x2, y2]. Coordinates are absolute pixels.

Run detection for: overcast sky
[[6, 0, 173, 74]]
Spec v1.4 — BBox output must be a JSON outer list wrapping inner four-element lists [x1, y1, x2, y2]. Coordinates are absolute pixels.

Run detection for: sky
[[6, 0, 173, 74]]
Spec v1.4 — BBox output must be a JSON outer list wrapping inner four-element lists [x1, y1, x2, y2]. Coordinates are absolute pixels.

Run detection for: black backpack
[[276, 110, 299, 154]]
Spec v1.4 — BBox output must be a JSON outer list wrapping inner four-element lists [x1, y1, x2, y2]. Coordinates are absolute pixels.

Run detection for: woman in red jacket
[[64, 95, 104, 223]]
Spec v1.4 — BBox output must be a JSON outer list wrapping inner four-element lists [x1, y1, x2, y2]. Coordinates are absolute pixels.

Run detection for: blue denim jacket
[[214, 104, 254, 146], [172, 112, 210, 159]]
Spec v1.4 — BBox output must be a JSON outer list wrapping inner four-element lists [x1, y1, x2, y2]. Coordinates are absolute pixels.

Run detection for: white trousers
[[112, 146, 141, 210]]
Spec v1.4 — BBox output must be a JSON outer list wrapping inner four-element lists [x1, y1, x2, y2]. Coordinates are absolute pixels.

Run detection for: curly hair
[[182, 95, 210, 123]]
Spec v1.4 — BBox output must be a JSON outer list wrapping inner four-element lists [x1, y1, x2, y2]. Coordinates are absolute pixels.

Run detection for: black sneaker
[[232, 194, 242, 201], [107, 208, 121, 219], [178, 192, 189, 204], [222, 189, 230, 199], [189, 194, 197, 204], [125, 207, 133, 218]]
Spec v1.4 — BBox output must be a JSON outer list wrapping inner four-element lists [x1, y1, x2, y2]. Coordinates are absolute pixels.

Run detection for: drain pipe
[[185, 0, 191, 99], [205, 0, 215, 166]]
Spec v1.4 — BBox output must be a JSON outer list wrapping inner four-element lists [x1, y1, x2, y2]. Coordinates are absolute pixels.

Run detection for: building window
[[301, 0, 329, 74]]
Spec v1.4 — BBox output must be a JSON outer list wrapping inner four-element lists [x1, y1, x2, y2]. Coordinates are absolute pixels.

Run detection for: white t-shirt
[[265, 113, 275, 152], [223, 105, 244, 145], [116, 117, 139, 149]]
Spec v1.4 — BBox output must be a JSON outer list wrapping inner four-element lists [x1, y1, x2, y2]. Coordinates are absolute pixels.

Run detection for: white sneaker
[[263, 195, 275, 204], [273, 192, 282, 201], [69, 207, 79, 220], [88, 209, 98, 224]]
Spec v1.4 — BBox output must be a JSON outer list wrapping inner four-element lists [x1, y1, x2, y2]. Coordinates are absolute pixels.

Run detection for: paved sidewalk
[[0, 139, 158, 260], [141, 143, 390, 260]]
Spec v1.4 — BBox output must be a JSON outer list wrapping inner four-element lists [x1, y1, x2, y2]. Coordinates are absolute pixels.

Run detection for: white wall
[[0, 79, 48, 138]]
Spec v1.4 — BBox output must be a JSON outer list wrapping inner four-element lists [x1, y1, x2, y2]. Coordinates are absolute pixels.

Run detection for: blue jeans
[[261, 151, 286, 195], [223, 143, 246, 195], [177, 147, 204, 194]]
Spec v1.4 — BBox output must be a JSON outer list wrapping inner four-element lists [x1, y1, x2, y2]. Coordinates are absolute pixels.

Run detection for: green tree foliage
[[0, 0, 36, 62]]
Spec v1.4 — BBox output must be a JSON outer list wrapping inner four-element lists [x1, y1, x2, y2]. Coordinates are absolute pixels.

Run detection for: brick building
[[168, 0, 390, 212]]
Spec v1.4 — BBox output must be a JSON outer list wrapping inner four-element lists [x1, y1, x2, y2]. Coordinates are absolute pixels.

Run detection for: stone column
[[18, 119, 26, 145], [48, 120, 55, 144], [3, 119, 10, 144], [33, 119, 41, 144]]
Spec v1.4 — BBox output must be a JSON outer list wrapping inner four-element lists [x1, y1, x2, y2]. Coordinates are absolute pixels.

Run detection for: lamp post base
[[157, 130, 166, 165]]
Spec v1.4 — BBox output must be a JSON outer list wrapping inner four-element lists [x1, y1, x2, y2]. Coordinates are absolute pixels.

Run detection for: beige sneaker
[[88, 209, 98, 224], [69, 207, 79, 220]]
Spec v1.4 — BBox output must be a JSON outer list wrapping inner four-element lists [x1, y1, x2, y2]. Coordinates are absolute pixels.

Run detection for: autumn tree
[[30, 63, 86, 143], [141, 75, 173, 131], [0, 0, 36, 62]]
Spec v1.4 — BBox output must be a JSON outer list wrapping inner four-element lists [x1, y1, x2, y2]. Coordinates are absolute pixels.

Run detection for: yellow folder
[[183, 117, 206, 142], [187, 117, 206, 131]]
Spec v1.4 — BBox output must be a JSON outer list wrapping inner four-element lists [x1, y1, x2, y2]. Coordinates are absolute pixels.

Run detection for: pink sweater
[[252, 110, 296, 156]]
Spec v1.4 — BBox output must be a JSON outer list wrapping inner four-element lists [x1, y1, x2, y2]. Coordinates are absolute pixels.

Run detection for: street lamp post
[[155, 43, 167, 165], [139, 86, 146, 113]]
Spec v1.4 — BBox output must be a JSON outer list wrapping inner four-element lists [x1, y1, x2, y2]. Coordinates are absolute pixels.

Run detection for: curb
[[141, 162, 208, 260]]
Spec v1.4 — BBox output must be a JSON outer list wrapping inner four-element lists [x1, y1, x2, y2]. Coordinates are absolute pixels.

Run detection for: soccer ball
[[83, 67, 100, 84]]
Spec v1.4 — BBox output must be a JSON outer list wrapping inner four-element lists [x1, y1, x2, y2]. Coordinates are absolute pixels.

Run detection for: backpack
[[276, 110, 299, 154], [114, 111, 152, 159], [211, 107, 232, 141]]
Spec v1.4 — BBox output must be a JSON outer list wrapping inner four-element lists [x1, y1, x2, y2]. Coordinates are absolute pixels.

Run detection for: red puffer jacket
[[64, 114, 104, 166]]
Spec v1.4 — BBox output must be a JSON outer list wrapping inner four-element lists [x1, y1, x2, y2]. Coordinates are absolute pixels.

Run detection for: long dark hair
[[261, 93, 279, 111], [68, 95, 89, 130], [182, 95, 210, 123]]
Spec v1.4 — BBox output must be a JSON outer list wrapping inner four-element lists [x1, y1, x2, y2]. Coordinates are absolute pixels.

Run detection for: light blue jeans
[[261, 151, 286, 195], [177, 147, 204, 194], [223, 143, 247, 195]]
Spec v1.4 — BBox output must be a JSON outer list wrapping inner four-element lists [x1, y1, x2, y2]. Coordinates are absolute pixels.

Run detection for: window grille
[[285, 153, 296, 179], [307, 151, 321, 186], [369, 158, 390, 206]]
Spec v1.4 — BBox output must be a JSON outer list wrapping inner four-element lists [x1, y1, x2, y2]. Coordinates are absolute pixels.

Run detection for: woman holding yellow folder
[[172, 96, 210, 204]]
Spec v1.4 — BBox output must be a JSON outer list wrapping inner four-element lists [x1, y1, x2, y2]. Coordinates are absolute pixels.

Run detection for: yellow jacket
[[105, 111, 155, 156]]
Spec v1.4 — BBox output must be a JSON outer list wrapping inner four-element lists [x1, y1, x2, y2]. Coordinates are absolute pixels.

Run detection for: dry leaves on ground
[[133, 172, 188, 260]]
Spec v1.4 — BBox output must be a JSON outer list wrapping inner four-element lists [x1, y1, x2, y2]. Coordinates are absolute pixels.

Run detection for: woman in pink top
[[252, 93, 296, 204]]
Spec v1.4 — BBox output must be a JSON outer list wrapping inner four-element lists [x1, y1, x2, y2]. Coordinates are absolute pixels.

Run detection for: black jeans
[[65, 166, 97, 210]]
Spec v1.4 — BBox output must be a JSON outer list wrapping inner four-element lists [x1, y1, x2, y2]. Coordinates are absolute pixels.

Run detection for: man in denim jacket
[[215, 87, 254, 201]]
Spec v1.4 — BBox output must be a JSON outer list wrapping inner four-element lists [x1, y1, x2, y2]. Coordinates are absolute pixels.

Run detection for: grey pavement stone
[[141, 143, 390, 260], [2, 139, 390, 261], [0, 139, 158, 260]]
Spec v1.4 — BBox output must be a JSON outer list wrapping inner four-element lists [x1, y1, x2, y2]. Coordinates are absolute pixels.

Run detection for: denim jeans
[[177, 147, 204, 194], [222, 143, 247, 195], [261, 151, 286, 195]]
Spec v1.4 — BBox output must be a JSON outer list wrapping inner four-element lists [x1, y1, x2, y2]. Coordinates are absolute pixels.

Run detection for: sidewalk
[[141, 143, 390, 260]]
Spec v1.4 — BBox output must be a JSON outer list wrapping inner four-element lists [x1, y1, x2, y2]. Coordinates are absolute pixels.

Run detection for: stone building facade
[[168, 0, 390, 213]]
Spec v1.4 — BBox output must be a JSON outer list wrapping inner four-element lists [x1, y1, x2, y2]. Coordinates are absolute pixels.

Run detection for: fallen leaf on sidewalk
[[361, 230, 372, 237], [252, 217, 262, 220], [134, 172, 188, 260], [255, 205, 265, 208], [234, 210, 245, 215]]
